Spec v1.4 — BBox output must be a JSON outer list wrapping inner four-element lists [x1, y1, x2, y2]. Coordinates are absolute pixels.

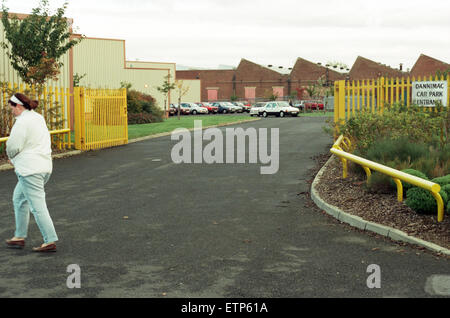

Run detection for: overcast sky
[[3, 0, 450, 70]]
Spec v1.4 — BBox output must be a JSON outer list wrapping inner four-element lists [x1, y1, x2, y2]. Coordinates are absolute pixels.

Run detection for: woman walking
[[5, 93, 58, 252]]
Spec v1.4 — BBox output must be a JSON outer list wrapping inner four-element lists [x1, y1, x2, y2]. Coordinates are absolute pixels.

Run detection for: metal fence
[[0, 82, 72, 151], [73, 87, 128, 151]]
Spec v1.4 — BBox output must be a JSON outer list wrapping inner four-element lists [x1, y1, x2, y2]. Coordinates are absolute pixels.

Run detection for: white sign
[[412, 81, 447, 107]]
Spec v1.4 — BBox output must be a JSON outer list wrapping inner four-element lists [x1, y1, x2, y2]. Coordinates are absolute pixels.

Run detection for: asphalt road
[[0, 116, 448, 298]]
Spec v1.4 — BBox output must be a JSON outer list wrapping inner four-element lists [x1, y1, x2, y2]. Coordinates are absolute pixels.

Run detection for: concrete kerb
[[311, 155, 450, 256], [0, 117, 262, 171]]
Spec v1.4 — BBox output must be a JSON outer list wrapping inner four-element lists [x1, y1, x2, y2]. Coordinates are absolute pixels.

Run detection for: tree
[[305, 83, 318, 99], [73, 73, 86, 87], [156, 74, 176, 119], [175, 80, 190, 120], [1, 0, 82, 90]]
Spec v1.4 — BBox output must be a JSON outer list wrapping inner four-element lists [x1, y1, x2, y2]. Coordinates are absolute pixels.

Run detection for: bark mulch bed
[[308, 152, 450, 252]]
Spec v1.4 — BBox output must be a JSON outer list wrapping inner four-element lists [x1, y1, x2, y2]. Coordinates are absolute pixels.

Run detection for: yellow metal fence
[[0, 82, 72, 151], [1, 83, 128, 154], [73, 87, 128, 151], [334, 75, 450, 125]]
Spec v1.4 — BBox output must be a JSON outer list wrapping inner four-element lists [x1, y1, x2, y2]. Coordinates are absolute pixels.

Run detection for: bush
[[431, 175, 450, 187], [389, 169, 429, 193], [406, 187, 448, 215], [127, 113, 163, 125], [126, 88, 164, 122], [365, 137, 429, 164], [335, 104, 448, 153], [442, 184, 450, 197]]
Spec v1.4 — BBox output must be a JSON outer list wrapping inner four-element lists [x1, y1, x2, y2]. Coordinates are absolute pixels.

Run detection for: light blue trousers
[[13, 173, 58, 244]]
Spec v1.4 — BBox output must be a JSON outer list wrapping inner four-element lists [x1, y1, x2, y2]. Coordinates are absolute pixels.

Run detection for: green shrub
[[334, 103, 448, 155], [442, 184, 450, 197], [126, 89, 163, 120], [127, 113, 163, 125], [447, 202, 450, 215], [365, 137, 429, 164], [406, 187, 448, 214], [431, 175, 450, 187]]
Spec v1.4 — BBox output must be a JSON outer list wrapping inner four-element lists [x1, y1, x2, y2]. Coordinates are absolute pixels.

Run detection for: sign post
[[412, 81, 447, 107]]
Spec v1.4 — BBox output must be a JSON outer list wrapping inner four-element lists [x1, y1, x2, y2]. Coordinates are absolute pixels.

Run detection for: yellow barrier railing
[[331, 135, 444, 222]]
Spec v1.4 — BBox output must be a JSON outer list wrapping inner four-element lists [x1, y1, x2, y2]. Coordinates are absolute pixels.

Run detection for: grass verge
[[128, 115, 258, 140]]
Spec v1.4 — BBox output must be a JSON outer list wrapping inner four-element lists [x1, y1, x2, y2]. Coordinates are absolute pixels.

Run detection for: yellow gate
[[74, 87, 128, 151]]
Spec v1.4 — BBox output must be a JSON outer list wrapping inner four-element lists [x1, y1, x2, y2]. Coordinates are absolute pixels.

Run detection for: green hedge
[[406, 187, 448, 215], [432, 175, 450, 187]]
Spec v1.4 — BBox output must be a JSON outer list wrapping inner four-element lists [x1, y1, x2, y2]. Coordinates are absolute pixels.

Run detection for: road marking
[[425, 275, 450, 296]]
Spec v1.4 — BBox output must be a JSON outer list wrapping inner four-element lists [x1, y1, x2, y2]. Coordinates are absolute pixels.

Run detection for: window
[[245, 87, 256, 100], [207, 89, 218, 101]]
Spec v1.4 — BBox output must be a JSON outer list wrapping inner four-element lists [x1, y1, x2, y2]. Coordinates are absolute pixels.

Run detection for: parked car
[[249, 102, 267, 116], [224, 102, 241, 113], [181, 102, 208, 115], [300, 100, 324, 111], [293, 101, 306, 110], [232, 102, 248, 113], [196, 102, 218, 114], [258, 101, 299, 117], [211, 102, 235, 114], [171, 103, 190, 115], [168, 104, 177, 116]]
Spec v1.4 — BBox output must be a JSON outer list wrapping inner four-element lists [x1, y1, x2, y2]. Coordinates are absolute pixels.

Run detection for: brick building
[[177, 54, 450, 103], [410, 54, 450, 78], [176, 57, 347, 102], [290, 57, 345, 87], [348, 56, 405, 80], [176, 59, 290, 102]]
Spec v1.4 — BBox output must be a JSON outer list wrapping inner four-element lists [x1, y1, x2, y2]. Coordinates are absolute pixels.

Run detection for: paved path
[[0, 117, 448, 297]]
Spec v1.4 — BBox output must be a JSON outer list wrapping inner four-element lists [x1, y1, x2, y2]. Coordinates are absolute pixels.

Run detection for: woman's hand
[[8, 159, 13, 166]]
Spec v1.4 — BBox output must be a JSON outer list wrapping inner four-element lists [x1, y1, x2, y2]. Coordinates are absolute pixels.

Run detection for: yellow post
[[334, 82, 340, 138], [393, 178, 403, 202], [356, 80, 360, 115], [371, 79, 375, 113], [363, 166, 371, 184], [123, 87, 128, 142], [73, 87, 85, 150], [407, 76, 411, 107], [380, 77, 385, 113], [338, 81, 346, 127]]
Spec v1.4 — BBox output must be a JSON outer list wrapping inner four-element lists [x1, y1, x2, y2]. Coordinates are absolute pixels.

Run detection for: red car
[[196, 102, 218, 114], [304, 100, 324, 110]]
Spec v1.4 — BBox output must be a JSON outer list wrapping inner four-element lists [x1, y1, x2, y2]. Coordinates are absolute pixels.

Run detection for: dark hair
[[9, 93, 39, 110]]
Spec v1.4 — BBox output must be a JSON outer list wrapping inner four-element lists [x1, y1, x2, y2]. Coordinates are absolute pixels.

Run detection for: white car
[[250, 102, 268, 116], [181, 102, 208, 115], [258, 101, 299, 117]]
